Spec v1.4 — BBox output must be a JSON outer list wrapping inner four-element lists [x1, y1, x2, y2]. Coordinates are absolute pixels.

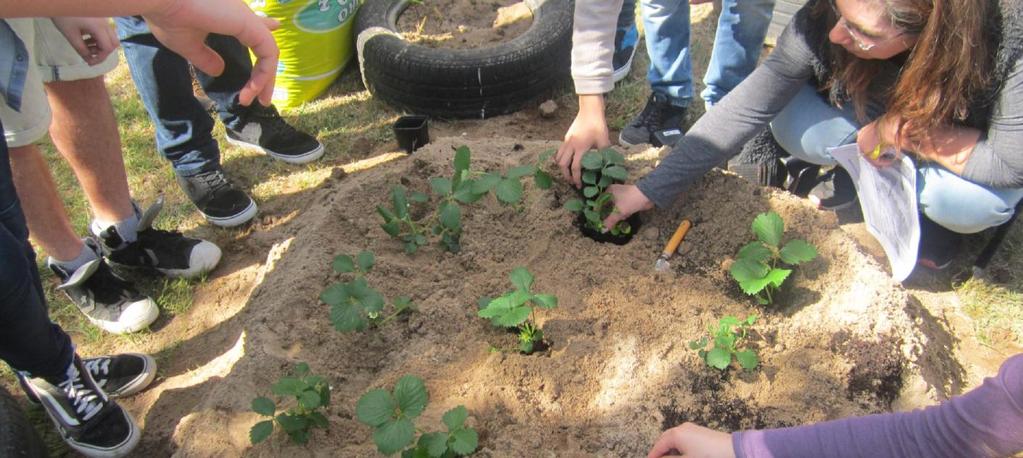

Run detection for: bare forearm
[[898, 124, 981, 175], [0, 0, 172, 18]]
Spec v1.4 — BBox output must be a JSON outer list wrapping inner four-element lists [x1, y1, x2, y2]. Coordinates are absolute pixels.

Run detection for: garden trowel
[[654, 219, 692, 272]]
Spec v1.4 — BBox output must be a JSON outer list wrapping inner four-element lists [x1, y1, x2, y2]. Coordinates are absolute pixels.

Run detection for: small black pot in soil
[[576, 213, 642, 245], [393, 114, 430, 154]]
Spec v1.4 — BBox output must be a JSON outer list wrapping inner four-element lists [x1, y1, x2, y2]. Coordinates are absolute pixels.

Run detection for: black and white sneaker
[[93, 197, 221, 279], [19, 355, 140, 457], [22, 354, 158, 402], [612, 21, 639, 83], [619, 93, 688, 147], [176, 167, 258, 228], [225, 104, 324, 164], [49, 243, 158, 335], [808, 167, 858, 211]]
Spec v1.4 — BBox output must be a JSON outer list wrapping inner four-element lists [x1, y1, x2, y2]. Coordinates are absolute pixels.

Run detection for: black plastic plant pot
[[576, 213, 642, 245], [393, 115, 430, 154]]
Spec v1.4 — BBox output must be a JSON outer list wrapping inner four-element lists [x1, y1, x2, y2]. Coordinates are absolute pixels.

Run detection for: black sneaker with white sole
[[21, 353, 157, 403], [225, 104, 324, 164], [619, 93, 688, 147], [611, 21, 639, 83], [49, 248, 158, 335], [176, 167, 258, 228], [93, 197, 222, 279], [809, 167, 858, 211], [19, 355, 140, 458]]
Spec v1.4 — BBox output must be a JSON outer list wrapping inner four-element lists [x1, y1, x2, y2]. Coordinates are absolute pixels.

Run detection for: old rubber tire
[[355, 0, 573, 119], [0, 384, 48, 457]]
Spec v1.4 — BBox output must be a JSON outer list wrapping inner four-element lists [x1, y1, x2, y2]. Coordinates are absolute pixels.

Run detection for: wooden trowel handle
[[662, 219, 692, 256]]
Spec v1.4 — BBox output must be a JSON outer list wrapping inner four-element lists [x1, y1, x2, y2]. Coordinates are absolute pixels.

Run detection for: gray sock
[[49, 241, 100, 274], [92, 202, 141, 246]]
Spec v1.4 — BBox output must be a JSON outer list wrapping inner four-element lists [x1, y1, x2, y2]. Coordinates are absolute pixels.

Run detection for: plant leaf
[[471, 173, 501, 194], [409, 191, 430, 203], [752, 212, 784, 247], [333, 255, 355, 273], [429, 177, 452, 196], [736, 242, 772, 264], [688, 337, 707, 350], [451, 428, 479, 455], [271, 377, 304, 397], [719, 316, 741, 327], [356, 389, 395, 427], [779, 239, 818, 265], [393, 375, 429, 418], [736, 350, 759, 370], [287, 428, 309, 444], [601, 148, 625, 164], [276, 413, 308, 433], [738, 277, 773, 296], [294, 362, 310, 377], [442, 406, 469, 430], [381, 222, 401, 237], [745, 314, 758, 326], [419, 432, 448, 457], [391, 186, 409, 219], [299, 390, 322, 410], [374, 418, 415, 455], [706, 347, 733, 370], [307, 411, 329, 429], [583, 186, 599, 198], [509, 267, 534, 292], [532, 293, 558, 309], [452, 186, 484, 204], [602, 165, 628, 181], [393, 296, 414, 312], [331, 301, 368, 332], [439, 202, 462, 232], [564, 199, 584, 212], [495, 178, 524, 204], [534, 170, 553, 189], [320, 283, 348, 306], [582, 171, 597, 185], [506, 164, 535, 179], [251, 397, 276, 416], [764, 268, 792, 288], [357, 251, 375, 272], [453, 146, 471, 173], [729, 258, 769, 283], [581, 151, 604, 170], [250, 420, 274, 444]]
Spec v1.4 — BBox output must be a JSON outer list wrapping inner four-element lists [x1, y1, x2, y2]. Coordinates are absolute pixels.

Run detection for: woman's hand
[[51, 17, 119, 66], [856, 117, 903, 168], [557, 94, 610, 188], [601, 184, 654, 230], [647, 423, 735, 458]]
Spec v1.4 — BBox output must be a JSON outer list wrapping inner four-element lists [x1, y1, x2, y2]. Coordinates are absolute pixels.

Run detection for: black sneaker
[[619, 93, 688, 147], [93, 197, 222, 279], [612, 21, 639, 83], [918, 214, 961, 271], [21, 353, 158, 402], [176, 167, 258, 228], [49, 243, 158, 334], [19, 355, 141, 457], [225, 104, 324, 164], [809, 167, 858, 211]]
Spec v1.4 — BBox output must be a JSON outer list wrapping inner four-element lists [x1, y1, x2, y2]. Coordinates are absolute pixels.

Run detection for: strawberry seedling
[[250, 362, 331, 445], [688, 315, 759, 371], [563, 148, 632, 236], [356, 375, 479, 457], [729, 211, 817, 304], [378, 146, 554, 254], [477, 267, 558, 354], [320, 250, 416, 332]]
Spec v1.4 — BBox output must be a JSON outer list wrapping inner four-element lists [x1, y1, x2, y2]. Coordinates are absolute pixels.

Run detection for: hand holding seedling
[[557, 94, 611, 188], [564, 149, 643, 236], [646, 423, 735, 458], [601, 184, 654, 232]]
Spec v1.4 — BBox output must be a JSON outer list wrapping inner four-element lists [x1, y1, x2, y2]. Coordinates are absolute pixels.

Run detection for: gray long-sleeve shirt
[[636, 5, 1023, 209], [732, 354, 1023, 457]]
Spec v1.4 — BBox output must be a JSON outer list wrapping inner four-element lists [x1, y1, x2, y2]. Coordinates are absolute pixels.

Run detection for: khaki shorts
[[2, 18, 119, 148]]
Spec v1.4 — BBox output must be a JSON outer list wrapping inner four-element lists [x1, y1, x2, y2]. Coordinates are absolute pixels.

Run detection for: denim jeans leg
[[115, 16, 220, 177], [0, 128, 74, 380], [701, 0, 775, 105], [770, 83, 860, 165], [917, 165, 1023, 234], [640, 0, 692, 106], [193, 34, 255, 132], [618, 0, 637, 30]]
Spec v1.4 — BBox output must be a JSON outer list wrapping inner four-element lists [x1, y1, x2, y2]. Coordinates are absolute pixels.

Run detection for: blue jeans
[[0, 119, 74, 380], [771, 84, 1023, 234], [634, 0, 773, 107], [115, 17, 252, 176]]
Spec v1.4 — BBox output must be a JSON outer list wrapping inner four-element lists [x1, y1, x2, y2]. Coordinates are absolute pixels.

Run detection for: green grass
[[956, 277, 1023, 346]]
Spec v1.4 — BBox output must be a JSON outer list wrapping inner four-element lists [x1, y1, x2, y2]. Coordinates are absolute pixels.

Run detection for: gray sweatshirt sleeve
[[962, 58, 1023, 188], [635, 23, 816, 209]]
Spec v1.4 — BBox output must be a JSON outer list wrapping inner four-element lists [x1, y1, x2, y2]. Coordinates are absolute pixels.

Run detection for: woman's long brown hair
[[826, 0, 994, 143]]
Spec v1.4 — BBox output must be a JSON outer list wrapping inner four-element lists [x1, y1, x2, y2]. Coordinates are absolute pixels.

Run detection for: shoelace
[[59, 364, 105, 422], [195, 169, 233, 195], [84, 358, 111, 391]]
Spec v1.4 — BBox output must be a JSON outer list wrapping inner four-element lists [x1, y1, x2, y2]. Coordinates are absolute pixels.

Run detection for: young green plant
[[563, 148, 632, 235], [729, 211, 818, 304], [477, 267, 558, 354], [378, 146, 554, 254], [356, 375, 479, 457], [688, 315, 759, 371], [250, 362, 331, 445], [320, 250, 415, 332]]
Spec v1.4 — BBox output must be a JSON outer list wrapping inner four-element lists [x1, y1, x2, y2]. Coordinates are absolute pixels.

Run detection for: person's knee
[[920, 187, 1017, 234]]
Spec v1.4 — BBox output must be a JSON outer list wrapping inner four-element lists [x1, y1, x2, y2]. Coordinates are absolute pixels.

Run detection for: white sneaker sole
[[225, 135, 325, 165], [202, 198, 258, 228], [156, 240, 222, 279], [89, 298, 159, 335], [611, 46, 638, 84]]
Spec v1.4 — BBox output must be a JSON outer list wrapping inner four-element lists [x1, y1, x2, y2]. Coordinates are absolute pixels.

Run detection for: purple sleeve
[[732, 354, 1023, 458]]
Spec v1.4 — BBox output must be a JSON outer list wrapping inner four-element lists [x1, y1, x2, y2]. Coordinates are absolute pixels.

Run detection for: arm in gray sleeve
[[963, 58, 1023, 188], [733, 354, 1023, 458], [635, 22, 815, 208]]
